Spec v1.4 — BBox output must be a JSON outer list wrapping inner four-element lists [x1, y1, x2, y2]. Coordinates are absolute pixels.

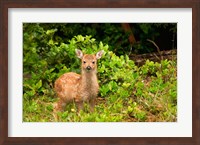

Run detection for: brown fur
[[53, 49, 104, 119]]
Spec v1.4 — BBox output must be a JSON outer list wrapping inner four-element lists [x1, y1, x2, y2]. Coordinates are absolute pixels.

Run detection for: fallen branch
[[147, 39, 163, 60], [129, 49, 177, 66]]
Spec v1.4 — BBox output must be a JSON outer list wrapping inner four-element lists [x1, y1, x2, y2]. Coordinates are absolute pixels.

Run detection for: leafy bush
[[24, 23, 177, 55], [23, 24, 177, 122]]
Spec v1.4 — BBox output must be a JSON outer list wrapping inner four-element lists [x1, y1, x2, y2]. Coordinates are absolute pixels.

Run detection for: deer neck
[[80, 70, 98, 88]]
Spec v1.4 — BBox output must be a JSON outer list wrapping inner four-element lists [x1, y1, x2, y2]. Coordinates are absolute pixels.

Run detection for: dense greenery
[[23, 23, 177, 122], [33, 23, 177, 55]]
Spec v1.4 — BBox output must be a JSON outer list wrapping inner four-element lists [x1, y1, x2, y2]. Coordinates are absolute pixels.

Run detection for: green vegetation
[[23, 24, 177, 122], [28, 23, 177, 55]]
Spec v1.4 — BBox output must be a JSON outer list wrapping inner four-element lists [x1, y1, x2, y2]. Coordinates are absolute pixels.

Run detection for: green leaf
[[35, 80, 42, 89]]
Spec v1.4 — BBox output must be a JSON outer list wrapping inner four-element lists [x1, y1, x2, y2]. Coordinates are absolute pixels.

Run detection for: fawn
[[53, 49, 104, 118]]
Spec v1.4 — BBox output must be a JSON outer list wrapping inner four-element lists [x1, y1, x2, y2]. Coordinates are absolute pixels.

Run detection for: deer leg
[[89, 98, 96, 112], [53, 99, 66, 121], [75, 101, 84, 112]]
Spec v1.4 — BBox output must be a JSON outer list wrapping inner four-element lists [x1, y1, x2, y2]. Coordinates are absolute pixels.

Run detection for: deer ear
[[75, 49, 83, 59], [96, 50, 104, 59]]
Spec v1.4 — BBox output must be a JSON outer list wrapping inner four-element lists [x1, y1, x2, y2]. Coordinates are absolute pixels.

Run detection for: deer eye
[[83, 61, 86, 64], [92, 61, 95, 64]]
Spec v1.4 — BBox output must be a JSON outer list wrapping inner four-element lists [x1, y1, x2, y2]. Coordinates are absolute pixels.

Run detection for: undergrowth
[[23, 29, 177, 122]]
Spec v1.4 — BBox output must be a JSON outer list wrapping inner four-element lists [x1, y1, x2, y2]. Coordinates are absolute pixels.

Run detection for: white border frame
[[8, 8, 192, 137]]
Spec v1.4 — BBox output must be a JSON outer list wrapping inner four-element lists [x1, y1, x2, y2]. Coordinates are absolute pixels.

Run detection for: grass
[[23, 60, 177, 122]]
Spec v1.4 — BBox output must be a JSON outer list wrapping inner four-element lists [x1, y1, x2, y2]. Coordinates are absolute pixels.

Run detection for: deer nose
[[86, 66, 91, 70]]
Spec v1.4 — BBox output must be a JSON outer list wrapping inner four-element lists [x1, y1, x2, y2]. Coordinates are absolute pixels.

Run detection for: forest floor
[[23, 52, 177, 122]]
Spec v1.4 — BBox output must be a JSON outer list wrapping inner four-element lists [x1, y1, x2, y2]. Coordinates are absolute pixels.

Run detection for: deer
[[53, 49, 104, 119]]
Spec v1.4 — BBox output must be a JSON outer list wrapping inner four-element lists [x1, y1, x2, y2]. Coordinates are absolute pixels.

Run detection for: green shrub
[[23, 24, 177, 122]]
